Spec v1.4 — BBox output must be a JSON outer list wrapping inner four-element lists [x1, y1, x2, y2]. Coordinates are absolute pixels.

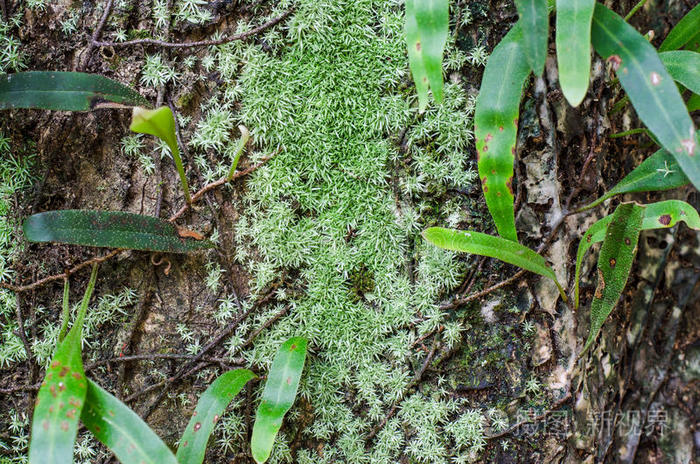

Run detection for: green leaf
[[659, 50, 700, 95], [688, 93, 700, 112], [251, 337, 308, 464], [474, 23, 530, 242], [515, 0, 549, 75], [130, 106, 191, 203], [422, 228, 566, 300], [405, 0, 449, 112], [23, 210, 213, 253], [579, 139, 694, 211], [0, 72, 148, 111], [591, 3, 699, 190], [659, 3, 700, 52], [574, 200, 700, 307], [28, 265, 98, 464], [81, 379, 178, 464], [582, 202, 644, 355], [555, 0, 595, 106], [177, 369, 255, 464]]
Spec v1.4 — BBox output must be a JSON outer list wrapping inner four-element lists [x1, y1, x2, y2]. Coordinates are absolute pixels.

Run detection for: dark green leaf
[[556, 0, 595, 106], [28, 265, 98, 464], [659, 50, 700, 95], [575, 200, 700, 307], [515, 0, 549, 75], [474, 23, 530, 242], [0, 72, 148, 111], [591, 3, 699, 189], [81, 379, 178, 464], [130, 106, 191, 203], [251, 337, 308, 464], [405, 0, 449, 112], [579, 139, 694, 211], [177, 369, 255, 464], [23, 210, 213, 253], [423, 228, 566, 300], [582, 202, 644, 355], [659, 3, 700, 52], [688, 93, 700, 112]]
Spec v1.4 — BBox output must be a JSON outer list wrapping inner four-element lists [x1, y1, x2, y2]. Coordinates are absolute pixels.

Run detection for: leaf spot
[[624, 238, 631, 245], [60, 421, 69, 432], [485, 134, 493, 143], [415, 41, 421, 52], [609, 258, 616, 268], [194, 422, 202, 431], [213, 415, 219, 424], [59, 366, 70, 377], [650, 72, 661, 86], [659, 214, 672, 225], [607, 55, 622, 71]]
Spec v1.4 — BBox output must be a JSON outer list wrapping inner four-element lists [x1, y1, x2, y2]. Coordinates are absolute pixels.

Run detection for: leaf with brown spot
[[176, 369, 255, 464], [574, 200, 700, 307], [475, 22, 530, 242], [81, 380, 177, 464], [582, 203, 644, 356], [251, 337, 308, 464], [29, 266, 98, 464]]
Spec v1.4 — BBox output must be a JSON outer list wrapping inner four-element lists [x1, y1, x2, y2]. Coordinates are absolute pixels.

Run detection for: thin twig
[[93, 10, 293, 49], [79, 0, 115, 71]]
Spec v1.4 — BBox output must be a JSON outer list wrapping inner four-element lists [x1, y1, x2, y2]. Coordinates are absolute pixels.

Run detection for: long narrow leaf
[[474, 23, 531, 242], [405, 0, 449, 112], [130, 106, 191, 203], [556, 0, 595, 106], [582, 202, 644, 355], [423, 227, 566, 300], [23, 210, 212, 253], [659, 3, 700, 52], [574, 200, 700, 307], [251, 337, 308, 464], [579, 139, 694, 211], [177, 369, 255, 464], [515, 0, 549, 75], [0, 72, 148, 111], [81, 379, 178, 464], [591, 3, 699, 189], [659, 50, 700, 95], [28, 266, 98, 464]]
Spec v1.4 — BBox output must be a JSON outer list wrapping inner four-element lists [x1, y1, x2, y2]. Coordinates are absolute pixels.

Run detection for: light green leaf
[[582, 202, 644, 355], [515, 0, 549, 75], [28, 265, 98, 464], [591, 3, 699, 190], [130, 106, 191, 203], [422, 227, 566, 300], [579, 139, 694, 211], [556, 0, 595, 106], [177, 369, 255, 464], [474, 23, 530, 242], [659, 3, 700, 52], [81, 379, 178, 464], [405, 0, 449, 112], [251, 337, 308, 464], [574, 200, 700, 307], [23, 210, 213, 253], [0, 72, 148, 111], [659, 50, 700, 95]]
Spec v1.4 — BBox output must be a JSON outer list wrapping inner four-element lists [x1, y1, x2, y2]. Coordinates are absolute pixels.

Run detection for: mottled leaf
[[556, 0, 595, 106], [659, 3, 700, 52], [28, 265, 98, 464], [575, 200, 700, 308], [580, 139, 694, 211], [0, 72, 148, 111], [251, 337, 308, 464], [130, 106, 191, 203], [23, 210, 212, 253], [81, 379, 178, 464], [581, 202, 644, 354], [591, 3, 699, 189], [405, 0, 449, 112], [423, 227, 566, 300], [177, 369, 255, 464], [659, 50, 700, 95], [475, 23, 530, 242], [515, 0, 549, 75]]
